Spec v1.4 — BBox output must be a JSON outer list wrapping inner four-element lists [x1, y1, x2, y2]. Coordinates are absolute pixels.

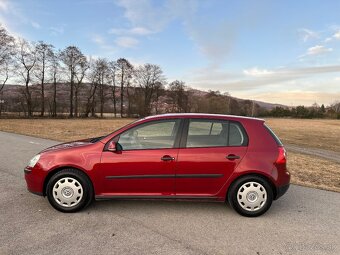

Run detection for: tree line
[[260, 103, 340, 119], [0, 24, 262, 118], [1, 24, 339, 119]]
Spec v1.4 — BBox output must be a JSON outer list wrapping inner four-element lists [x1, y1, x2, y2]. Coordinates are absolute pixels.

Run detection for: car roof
[[142, 113, 264, 122]]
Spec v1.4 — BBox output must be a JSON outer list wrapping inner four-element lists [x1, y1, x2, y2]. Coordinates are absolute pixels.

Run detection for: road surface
[[0, 131, 339, 255], [285, 144, 340, 163]]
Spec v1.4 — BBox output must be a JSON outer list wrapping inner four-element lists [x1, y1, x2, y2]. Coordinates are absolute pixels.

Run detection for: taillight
[[276, 146, 287, 165]]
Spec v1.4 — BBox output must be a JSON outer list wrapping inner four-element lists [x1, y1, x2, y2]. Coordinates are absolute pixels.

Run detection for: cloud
[[333, 30, 340, 40], [108, 26, 153, 36], [306, 45, 333, 56], [49, 26, 64, 36], [298, 28, 319, 42], [299, 45, 333, 59], [0, 0, 9, 12], [115, 0, 172, 33], [324, 37, 332, 43], [186, 20, 235, 66], [115, 36, 139, 48], [31, 21, 40, 29], [187, 65, 340, 93], [91, 34, 116, 54], [243, 67, 273, 77], [250, 91, 340, 106]]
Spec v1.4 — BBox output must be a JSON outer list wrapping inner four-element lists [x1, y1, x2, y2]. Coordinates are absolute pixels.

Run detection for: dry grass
[[288, 152, 340, 192], [265, 118, 340, 152], [0, 119, 134, 142], [0, 118, 339, 192]]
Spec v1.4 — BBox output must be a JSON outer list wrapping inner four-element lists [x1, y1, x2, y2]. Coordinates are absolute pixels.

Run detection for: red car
[[24, 114, 290, 217]]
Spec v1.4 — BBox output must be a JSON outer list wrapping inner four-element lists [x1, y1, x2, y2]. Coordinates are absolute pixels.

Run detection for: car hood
[[40, 137, 103, 154]]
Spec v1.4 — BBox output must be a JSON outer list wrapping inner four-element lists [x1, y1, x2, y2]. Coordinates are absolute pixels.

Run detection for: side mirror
[[107, 141, 122, 153]]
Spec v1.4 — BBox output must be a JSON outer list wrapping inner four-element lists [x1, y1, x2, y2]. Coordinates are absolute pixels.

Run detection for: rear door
[[175, 119, 248, 197]]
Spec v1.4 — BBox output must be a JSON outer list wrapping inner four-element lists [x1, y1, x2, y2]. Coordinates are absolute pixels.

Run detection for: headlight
[[28, 154, 40, 168]]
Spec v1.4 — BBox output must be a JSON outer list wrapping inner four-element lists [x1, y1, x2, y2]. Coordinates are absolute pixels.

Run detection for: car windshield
[[90, 118, 141, 143]]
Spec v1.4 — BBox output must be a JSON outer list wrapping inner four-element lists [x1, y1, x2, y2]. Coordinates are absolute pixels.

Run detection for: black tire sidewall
[[228, 175, 273, 217], [46, 169, 93, 213]]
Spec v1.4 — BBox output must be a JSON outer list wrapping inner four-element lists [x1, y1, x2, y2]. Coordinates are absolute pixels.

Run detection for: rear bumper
[[275, 184, 290, 200]]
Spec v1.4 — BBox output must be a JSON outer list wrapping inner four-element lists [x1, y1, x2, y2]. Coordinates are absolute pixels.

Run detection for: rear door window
[[186, 119, 248, 148]]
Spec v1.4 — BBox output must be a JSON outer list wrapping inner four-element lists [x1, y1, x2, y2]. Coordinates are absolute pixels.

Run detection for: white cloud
[[115, 36, 139, 48], [0, 0, 9, 12], [306, 45, 333, 56], [333, 30, 340, 40], [49, 26, 64, 36], [187, 65, 340, 93], [91, 34, 116, 54], [249, 91, 340, 107], [298, 28, 319, 42], [109, 26, 153, 36], [243, 67, 273, 77], [31, 21, 40, 29], [115, 0, 172, 33], [92, 34, 105, 45], [324, 37, 332, 43]]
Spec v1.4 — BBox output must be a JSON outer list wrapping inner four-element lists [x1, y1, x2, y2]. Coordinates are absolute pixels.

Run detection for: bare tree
[[116, 58, 133, 117], [74, 58, 89, 117], [108, 61, 117, 117], [0, 25, 15, 93], [153, 81, 165, 114], [15, 39, 37, 117], [60, 46, 86, 117], [331, 100, 340, 113], [134, 64, 165, 116], [35, 41, 54, 116], [50, 50, 61, 117], [168, 80, 188, 113]]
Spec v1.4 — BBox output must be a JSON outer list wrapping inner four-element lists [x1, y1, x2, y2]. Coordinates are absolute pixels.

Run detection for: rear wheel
[[46, 169, 93, 213], [227, 175, 273, 217]]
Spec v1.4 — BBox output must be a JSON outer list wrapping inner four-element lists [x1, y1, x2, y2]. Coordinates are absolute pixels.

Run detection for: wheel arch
[[226, 173, 277, 202], [43, 166, 94, 197]]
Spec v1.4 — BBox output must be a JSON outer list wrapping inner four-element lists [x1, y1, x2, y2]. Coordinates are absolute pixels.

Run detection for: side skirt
[[95, 195, 221, 202]]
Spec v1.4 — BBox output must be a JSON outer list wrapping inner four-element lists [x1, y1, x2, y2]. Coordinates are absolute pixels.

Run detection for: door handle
[[226, 154, 240, 160], [161, 155, 175, 161]]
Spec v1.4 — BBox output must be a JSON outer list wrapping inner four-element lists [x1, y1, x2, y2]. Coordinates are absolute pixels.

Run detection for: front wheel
[[46, 169, 93, 213], [227, 175, 273, 217]]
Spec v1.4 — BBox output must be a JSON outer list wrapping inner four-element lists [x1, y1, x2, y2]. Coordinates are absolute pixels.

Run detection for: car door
[[175, 119, 248, 197], [99, 119, 182, 197]]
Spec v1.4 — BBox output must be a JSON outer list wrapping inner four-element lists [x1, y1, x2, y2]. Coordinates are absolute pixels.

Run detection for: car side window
[[186, 120, 248, 148], [118, 120, 180, 150], [229, 122, 245, 146], [186, 120, 228, 148]]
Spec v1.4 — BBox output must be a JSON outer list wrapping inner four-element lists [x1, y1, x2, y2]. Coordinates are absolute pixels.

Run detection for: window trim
[[180, 118, 249, 149], [104, 118, 184, 151]]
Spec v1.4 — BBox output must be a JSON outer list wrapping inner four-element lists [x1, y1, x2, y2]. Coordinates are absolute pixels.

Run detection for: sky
[[1, 0, 340, 106]]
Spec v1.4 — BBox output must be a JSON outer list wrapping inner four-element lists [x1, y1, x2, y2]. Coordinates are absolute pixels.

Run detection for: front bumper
[[24, 167, 45, 196]]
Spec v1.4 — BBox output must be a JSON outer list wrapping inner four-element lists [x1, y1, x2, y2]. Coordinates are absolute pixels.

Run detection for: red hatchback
[[24, 114, 290, 217]]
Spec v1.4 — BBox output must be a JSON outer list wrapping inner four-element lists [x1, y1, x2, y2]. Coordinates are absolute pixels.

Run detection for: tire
[[46, 169, 94, 213], [227, 175, 273, 217]]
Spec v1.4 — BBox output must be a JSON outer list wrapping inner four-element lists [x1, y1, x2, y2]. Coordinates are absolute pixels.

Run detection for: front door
[[100, 119, 182, 196], [175, 119, 248, 197]]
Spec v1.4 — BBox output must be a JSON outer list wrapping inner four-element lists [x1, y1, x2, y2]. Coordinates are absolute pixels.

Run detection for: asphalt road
[[0, 131, 339, 255], [285, 144, 340, 163]]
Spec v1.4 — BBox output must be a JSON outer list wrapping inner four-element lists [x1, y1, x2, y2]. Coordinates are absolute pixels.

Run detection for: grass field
[[265, 118, 340, 152], [0, 118, 339, 192]]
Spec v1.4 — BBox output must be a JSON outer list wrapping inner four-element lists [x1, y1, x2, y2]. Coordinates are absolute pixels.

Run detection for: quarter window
[[229, 122, 245, 146], [118, 120, 180, 150]]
